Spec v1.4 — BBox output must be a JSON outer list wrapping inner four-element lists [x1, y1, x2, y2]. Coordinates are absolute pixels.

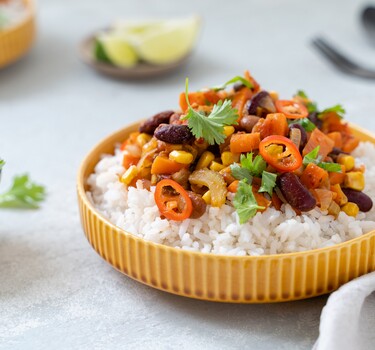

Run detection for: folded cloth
[[313, 271, 375, 350]]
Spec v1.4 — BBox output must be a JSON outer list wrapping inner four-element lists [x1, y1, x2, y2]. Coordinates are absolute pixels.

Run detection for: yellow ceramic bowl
[[0, 0, 36, 69], [77, 122, 375, 303]]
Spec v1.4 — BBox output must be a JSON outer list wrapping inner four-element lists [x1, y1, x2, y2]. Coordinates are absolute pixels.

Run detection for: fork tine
[[311, 38, 355, 73], [313, 37, 359, 70]]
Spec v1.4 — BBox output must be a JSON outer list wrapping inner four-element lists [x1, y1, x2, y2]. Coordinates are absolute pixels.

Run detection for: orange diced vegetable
[[227, 180, 239, 193], [232, 87, 253, 119], [300, 163, 329, 189], [327, 132, 343, 148], [151, 156, 186, 175], [230, 132, 261, 153], [341, 132, 360, 153], [329, 164, 346, 185], [253, 113, 289, 139], [271, 192, 283, 210], [302, 128, 334, 158], [253, 185, 271, 211], [120, 131, 140, 150], [122, 154, 140, 169]]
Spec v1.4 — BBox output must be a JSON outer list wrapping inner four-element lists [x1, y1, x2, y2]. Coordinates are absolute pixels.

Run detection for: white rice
[[87, 142, 375, 256]]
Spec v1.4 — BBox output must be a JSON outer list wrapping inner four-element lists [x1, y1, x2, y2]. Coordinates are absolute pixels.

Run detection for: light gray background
[[1, 0, 375, 349]]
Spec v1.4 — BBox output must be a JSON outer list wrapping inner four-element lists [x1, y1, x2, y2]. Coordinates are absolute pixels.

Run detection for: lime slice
[[131, 16, 200, 65], [98, 34, 138, 68]]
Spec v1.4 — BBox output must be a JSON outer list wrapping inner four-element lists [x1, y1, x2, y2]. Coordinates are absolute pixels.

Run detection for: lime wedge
[[98, 34, 138, 68], [133, 16, 200, 65]]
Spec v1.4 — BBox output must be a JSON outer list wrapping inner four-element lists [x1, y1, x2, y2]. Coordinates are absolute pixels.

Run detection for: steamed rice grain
[[87, 142, 375, 256]]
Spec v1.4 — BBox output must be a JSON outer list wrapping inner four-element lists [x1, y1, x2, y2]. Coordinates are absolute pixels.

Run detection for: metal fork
[[312, 37, 375, 79]]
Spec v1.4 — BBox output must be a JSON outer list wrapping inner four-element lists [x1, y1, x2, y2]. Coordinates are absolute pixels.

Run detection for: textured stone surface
[[1, 0, 375, 349]]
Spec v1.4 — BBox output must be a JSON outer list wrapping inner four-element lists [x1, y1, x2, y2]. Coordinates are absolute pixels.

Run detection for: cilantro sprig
[[259, 171, 277, 197], [303, 146, 342, 172], [230, 153, 267, 183], [182, 78, 238, 145], [0, 174, 46, 209], [212, 76, 253, 91], [319, 104, 346, 119], [233, 180, 265, 224]]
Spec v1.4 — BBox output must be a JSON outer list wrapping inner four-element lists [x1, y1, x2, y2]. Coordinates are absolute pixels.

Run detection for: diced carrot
[[329, 164, 346, 185], [227, 180, 239, 193], [232, 87, 253, 119], [341, 132, 360, 153], [271, 192, 283, 210], [300, 163, 329, 189], [120, 131, 140, 150], [244, 70, 260, 93], [179, 91, 221, 112], [252, 185, 271, 211], [122, 154, 140, 169], [151, 156, 187, 175], [327, 132, 342, 148], [230, 132, 261, 153], [252, 113, 288, 139], [321, 112, 346, 133], [302, 128, 334, 158]]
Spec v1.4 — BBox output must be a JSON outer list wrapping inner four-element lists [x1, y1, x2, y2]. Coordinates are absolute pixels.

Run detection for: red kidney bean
[[341, 188, 373, 212], [139, 110, 174, 135], [154, 124, 193, 144], [247, 91, 276, 117], [277, 173, 317, 211], [187, 191, 207, 219]]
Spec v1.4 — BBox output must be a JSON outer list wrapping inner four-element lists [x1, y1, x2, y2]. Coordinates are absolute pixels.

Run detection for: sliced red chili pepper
[[259, 135, 303, 172], [275, 100, 308, 119], [154, 179, 193, 221]]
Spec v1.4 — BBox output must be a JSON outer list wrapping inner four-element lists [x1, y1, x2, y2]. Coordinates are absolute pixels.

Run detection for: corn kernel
[[210, 161, 226, 172], [341, 202, 359, 217], [344, 171, 365, 191], [136, 133, 152, 147], [223, 126, 235, 137], [120, 165, 138, 185], [337, 154, 355, 172], [196, 151, 215, 170], [221, 152, 238, 166], [269, 90, 279, 101], [202, 191, 211, 205], [142, 137, 158, 153], [169, 150, 194, 164]]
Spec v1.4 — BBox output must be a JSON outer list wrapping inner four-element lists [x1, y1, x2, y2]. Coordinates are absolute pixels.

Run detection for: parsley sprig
[[182, 78, 238, 145], [233, 180, 265, 224], [259, 171, 277, 197], [303, 146, 342, 172]]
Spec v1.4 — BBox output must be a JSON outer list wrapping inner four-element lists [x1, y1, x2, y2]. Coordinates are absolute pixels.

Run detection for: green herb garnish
[[0, 174, 46, 209], [230, 163, 253, 183], [182, 78, 238, 145], [240, 153, 267, 177], [233, 180, 265, 224], [303, 146, 342, 172], [319, 104, 346, 119], [288, 118, 316, 132], [295, 90, 318, 113], [259, 171, 277, 197], [212, 76, 253, 91]]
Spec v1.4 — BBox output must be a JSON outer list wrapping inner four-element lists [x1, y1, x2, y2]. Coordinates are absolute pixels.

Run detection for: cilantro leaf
[[212, 76, 253, 91], [303, 146, 320, 166], [303, 146, 342, 172], [319, 104, 346, 119], [259, 171, 277, 197], [288, 118, 316, 132], [182, 78, 238, 145], [230, 163, 253, 183], [233, 180, 265, 224], [240, 153, 267, 177], [0, 174, 46, 209], [296, 90, 308, 99]]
